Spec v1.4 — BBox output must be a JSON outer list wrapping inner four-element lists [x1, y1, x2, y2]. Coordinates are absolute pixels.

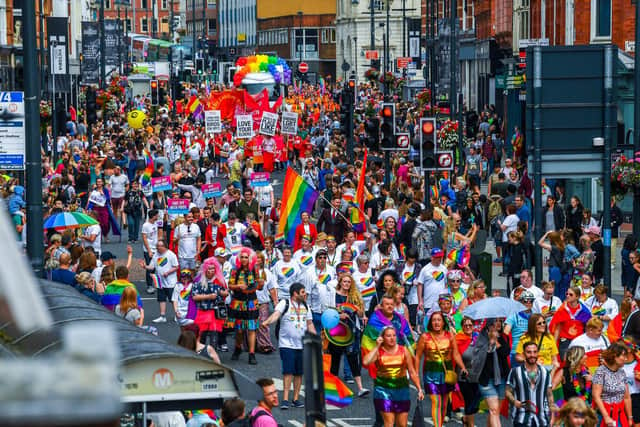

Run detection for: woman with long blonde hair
[[555, 397, 597, 427], [115, 286, 144, 326]]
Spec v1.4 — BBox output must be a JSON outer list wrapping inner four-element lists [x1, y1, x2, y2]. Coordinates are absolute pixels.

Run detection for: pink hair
[[197, 256, 226, 288], [235, 247, 257, 271]]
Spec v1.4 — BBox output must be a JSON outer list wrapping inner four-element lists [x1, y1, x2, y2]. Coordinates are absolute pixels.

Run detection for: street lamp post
[[100, 0, 106, 89], [634, 0, 640, 235]]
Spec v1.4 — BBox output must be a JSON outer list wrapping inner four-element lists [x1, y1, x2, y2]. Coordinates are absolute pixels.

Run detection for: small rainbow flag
[[277, 168, 320, 245], [447, 245, 470, 268], [398, 243, 407, 260], [339, 302, 359, 315], [141, 150, 154, 186], [376, 218, 384, 228], [361, 286, 376, 299], [430, 185, 439, 201], [592, 306, 606, 316], [150, 273, 161, 289], [186, 95, 203, 118], [319, 76, 326, 96], [325, 370, 353, 408]]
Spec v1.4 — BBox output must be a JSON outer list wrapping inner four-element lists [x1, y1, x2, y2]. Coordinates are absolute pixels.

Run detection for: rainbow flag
[[141, 150, 154, 186], [338, 302, 359, 315], [325, 370, 353, 407], [447, 244, 470, 268], [277, 167, 320, 245], [101, 279, 143, 311], [274, 234, 285, 247], [362, 309, 414, 378], [591, 306, 607, 317], [319, 76, 326, 96], [430, 184, 439, 201], [186, 95, 203, 119], [585, 349, 603, 374]]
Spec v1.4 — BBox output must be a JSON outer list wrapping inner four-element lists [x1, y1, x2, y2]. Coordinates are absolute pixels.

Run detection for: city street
[[98, 169, 627, 426]]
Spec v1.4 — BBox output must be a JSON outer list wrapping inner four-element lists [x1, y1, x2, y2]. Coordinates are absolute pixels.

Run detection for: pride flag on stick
[[276, 167, 319, 245]]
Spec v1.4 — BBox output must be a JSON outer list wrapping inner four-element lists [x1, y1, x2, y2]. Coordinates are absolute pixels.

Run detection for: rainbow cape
[[325, 370, 353, 407], [362, 309, 414, 378], [141, 150, 154, 186], [276, 167, 319, 245], [101, 279, 143, 311]]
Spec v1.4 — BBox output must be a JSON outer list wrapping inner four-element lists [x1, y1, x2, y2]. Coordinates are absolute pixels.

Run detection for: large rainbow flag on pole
[[275, 167, 320, 245], [350, 149, 367, 233]]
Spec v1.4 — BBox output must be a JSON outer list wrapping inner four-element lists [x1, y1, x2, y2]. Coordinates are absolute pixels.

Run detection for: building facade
[[218, 0, 256, 59]]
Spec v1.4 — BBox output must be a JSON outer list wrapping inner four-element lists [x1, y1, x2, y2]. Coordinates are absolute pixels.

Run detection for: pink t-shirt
[[250, 406, 278, 427], [397, 164, 409, 184]]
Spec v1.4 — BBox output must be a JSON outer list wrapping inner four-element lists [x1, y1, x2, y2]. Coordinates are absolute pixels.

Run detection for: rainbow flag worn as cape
[[101, 279, 143, 311], [362, 309, 415, 378], [276, 167, 320, 245], [325, 370, 353, 407]]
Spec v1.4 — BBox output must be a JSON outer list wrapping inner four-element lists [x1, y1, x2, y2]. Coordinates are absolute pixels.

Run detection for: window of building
[[321, 28, 336, 44], [161, 0, 168, 9], [104, 0, 111, 9], [124, 18, 132, 32], [141, 0, 148, 9], [373, 0, 384, 10], [208, 19, 216, 35], [294, 28, 319, 59], [141, 17, 148, 33], [207, 0, 216, 5], [161, 17, 168, 33], [591, 0, 611, 41]]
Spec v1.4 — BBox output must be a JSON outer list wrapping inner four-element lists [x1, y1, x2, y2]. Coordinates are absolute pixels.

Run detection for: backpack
[[488, 198, 503, 221], [275, 298, 308, 339]]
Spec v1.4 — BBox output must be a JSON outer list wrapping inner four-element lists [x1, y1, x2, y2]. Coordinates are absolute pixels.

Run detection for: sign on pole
[[0, 92, 25, 170], [50, 43, 66, 75], [365, 50, 379, 60], [204, 110, 222, 134], [259, 111, 278, 136], [395, 133, 410, 150], [436, 151, 454, 170], [396, 57, 413, 69], [281, 111, 298, 135], [298, 62, 309, 73], [236, 115, 254, 139]]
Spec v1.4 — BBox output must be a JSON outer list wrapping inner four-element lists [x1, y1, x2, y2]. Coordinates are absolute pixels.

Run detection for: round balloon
[[321, 308, 340, 329], [127, 110, 146, 129]]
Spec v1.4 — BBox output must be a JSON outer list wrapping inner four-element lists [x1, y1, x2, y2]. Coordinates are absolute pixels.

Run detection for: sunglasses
[[450, 279, 461, 283], [566, 292, 575, 297], [317, 255, 327, 259], [536, 321, 545, 326]]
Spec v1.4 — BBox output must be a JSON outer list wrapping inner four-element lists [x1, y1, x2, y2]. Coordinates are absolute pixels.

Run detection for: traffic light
[[340, 105, 350, 134], [150, 79, 159, 105], [86, 87, 97, 125], [196, 58, 204, 75], [419, 117, 437, 170], [380, 103, 395, 150], [365, 118, 380, 150]]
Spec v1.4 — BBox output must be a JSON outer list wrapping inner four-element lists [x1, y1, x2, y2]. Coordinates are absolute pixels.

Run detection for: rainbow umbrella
[[43, 212, 99, 230]]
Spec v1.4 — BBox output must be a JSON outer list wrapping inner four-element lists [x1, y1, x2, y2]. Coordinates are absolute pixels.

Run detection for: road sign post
[[395, 133, 410, 150]]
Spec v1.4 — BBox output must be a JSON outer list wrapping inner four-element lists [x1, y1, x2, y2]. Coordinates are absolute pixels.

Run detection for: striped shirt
[[507, 364, 551, 427]]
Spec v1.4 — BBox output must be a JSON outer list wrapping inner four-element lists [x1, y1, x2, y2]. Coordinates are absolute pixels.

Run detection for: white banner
[[205, 110, 222, 134], [51, 45, 66, 75], [0, 92, 25, 170], [281, 111, 298, 135], [236, 115, 254, 139], [259, 111, 278, 137]]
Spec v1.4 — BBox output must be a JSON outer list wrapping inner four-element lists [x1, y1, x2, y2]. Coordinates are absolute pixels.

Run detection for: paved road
[[98, 170, 625, 426]]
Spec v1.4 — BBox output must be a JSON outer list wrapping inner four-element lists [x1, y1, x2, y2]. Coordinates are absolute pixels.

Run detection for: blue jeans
[[127, 213, 141, 241]]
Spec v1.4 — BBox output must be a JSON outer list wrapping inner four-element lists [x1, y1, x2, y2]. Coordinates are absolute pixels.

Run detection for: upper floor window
[[591, 0, 611, 41]]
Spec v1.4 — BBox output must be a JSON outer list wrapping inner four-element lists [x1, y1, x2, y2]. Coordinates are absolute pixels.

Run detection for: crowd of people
[[30, 76, 640, 427]]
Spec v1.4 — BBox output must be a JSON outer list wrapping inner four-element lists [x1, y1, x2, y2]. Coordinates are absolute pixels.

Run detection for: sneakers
[[248, 353, 257, 365], [291, 399, 304, 408], [231, 347, 242, 361], [152, 316, 167, 323], [280, 400, 289, 410], [358, 389, 370, 398], [146, 286, 156, 294], [219, 344, 229, 352]]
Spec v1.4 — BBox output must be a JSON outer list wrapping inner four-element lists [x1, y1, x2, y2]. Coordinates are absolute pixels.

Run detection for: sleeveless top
[[375, 345, 409, 388], [423, 331, 454, 373]]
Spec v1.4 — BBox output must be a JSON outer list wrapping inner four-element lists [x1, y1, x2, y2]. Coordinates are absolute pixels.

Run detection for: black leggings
[[328, 343, 361, 377]]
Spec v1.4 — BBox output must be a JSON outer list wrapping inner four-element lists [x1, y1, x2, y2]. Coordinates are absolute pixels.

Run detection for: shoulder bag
[[430, 332, 458, 385]]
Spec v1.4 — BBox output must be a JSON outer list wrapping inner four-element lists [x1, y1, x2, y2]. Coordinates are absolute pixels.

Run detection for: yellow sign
[[237, 33, 246, 43]]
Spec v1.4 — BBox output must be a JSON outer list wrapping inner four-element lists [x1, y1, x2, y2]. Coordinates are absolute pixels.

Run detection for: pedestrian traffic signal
[[365, 118, 380, 150], [380, 103, 395, 150], [419, 117, 437, 170], [150, 80, 159, 105], [86, 87, 97, 125]]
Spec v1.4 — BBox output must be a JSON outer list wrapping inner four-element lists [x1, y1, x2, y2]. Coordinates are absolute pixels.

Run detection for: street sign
[[437, 151, 454, 170], [396, 133, 410, 150], [298, 62, 309, 73], [0, 92, 25, 170], [365, 50, 379, 60], [495, 74, 506, 89], [396, 57, 412, 69]]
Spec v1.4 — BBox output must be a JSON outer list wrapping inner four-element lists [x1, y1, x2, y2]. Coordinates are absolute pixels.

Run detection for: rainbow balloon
[[234, 55, 292, 87]]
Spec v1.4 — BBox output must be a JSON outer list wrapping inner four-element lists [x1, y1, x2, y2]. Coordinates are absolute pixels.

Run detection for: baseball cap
[[431, 248, 444, 258], [214, 247, 230, 257], [315, 248, 328, 258], [100, 251, 117, 262]]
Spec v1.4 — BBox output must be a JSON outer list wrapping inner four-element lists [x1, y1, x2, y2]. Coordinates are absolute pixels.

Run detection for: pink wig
[[235, 247, 257, 271], [197, 256, 226, 288]]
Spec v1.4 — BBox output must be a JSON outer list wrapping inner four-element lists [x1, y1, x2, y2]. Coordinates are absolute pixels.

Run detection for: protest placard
[[205, 110, 222, 134], [236, 115, 254, 139], [151, 176, 172, 193], [202, 182, 223, 199], [281, 111, 298, 135], [250, 172, 270, 187], [167, 198, 190, 215], [259, 111, 278, 136]]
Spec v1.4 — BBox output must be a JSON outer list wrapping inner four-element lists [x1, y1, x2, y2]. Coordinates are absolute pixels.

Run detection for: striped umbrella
[[43, 212, 99, 230]]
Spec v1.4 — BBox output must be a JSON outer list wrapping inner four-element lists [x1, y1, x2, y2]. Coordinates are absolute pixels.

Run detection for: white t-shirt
[[275, 299, 312, 350], [623, 360, 640, 395], [141, 221, 158, 254], [585, 296, 619, 332], [172, 283, 192, 319], [274, 259, 302, 300], [84, 224, 102, 255], [224, 221, 246, 253], [532, 295, 563, 318], [176, 222, 201, 259], [568, 333, 609, 353], [293, 248, 316, 271], [501, 214, 520, 242], [109, 174, 129, 199], [152, 249, 179, 288], [256, 268, 277, 304], [352, 270, 376, 309], [417, 263, 448, 313], [510, 285, 544, 300], [401, 262, 421, 305], [254, 184, 274, 208]]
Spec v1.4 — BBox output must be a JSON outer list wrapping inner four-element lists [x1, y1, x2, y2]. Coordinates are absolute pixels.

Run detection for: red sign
[[396, 57, 413, 69], [365, 50, 379, 60], [437, 152, 454, 170], [298, 62, 309, 73]]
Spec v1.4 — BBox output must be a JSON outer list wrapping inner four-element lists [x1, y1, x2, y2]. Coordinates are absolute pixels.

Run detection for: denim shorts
[[478, 382, 505, 399]]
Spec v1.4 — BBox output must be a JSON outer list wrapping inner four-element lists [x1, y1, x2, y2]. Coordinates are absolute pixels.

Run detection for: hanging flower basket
[[416, 89, 431, 108], [39, 100, 51, 121], [364, 68, 380, 82], [611, 154, 640, 196], [437, 119, 469, 150], [379, 71, 395, 85]]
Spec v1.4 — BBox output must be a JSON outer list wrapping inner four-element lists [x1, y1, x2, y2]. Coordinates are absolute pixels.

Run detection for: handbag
[[430, 332, 458, 385], [411, 399, 426, 427]]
